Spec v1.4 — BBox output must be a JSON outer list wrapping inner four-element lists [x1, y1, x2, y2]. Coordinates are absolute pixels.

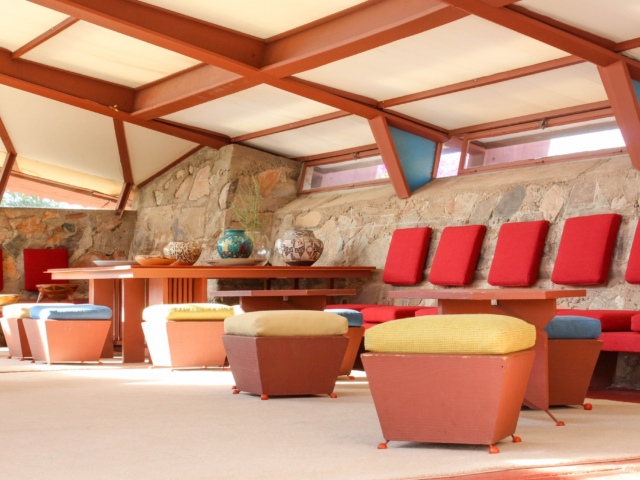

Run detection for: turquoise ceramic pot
[[216, 229, 253, 258]]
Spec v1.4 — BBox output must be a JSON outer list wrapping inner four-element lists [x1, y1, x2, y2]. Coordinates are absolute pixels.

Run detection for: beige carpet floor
[[2, 351, 640, 480]]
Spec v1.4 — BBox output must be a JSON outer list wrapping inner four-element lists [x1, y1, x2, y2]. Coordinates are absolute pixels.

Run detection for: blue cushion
[[29, 304, 112, 320], [544, 315, 602, 339], [325, 309, 364, 327]]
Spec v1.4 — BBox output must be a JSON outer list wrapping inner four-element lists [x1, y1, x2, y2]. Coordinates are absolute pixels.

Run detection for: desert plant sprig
[[230, 175, 265, 232]]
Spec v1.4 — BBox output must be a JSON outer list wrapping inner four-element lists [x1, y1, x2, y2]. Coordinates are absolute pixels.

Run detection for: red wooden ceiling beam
[[0, 48, 134, 112], [598, 61, 640, 170], [12, 17, 79, 58], [113, 119, 133, 184], [262, 0, 466, 77], [381, 55, 585, 108], [0, 115, 16, 154], [29, 0, 265, 69], [0, 152, 17, 200], [369, 116, 410, 199], [30, 0, 449, 144], [439, 0, 640, 78], [133, 65, 259, 120]]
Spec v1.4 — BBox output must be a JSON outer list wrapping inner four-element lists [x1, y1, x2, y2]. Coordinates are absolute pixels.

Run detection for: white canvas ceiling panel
[[124, 123, 200, 184], [0, 85, 121, 181], [390, 63, 607, 131], [0, 0, 69, 52], [243, 115, 374, 158], [139, 0, 368, 39], [295, 16, 567, 102], [21, 21, 200, 88], [519, 0, 640, 43], [162, 84, 338, 137]]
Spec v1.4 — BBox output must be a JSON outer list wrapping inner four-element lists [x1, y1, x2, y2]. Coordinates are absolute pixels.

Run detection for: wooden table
[[211, 289, 357, 312], [388, 288, 586, 414], [49, 265, 375, 363]]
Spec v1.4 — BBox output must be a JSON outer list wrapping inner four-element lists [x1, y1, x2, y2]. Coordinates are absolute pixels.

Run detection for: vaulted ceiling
[[1, 0, 640, 211]]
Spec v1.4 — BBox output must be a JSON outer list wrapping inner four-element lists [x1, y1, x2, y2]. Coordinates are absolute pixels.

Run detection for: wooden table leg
[[121, 278, 147, 363], [89, 279, 116, 359]]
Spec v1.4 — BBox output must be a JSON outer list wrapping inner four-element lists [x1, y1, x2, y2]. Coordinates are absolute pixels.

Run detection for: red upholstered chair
[[23, 248, 76, 302], [625, 220, 640, 284], [326, 227, 432, 328], [551, 213, 621, 285], [428, 224, 486, 286], [488, 220, 549, 287]]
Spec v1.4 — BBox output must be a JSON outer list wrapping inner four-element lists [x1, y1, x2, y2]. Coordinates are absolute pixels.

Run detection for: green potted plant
[[218, 176, 271, 264]]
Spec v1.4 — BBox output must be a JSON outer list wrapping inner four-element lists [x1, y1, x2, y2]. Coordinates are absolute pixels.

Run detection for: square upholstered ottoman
[[23, 304, 112, 364], [223, 310, 349, 400], [362, 314, 536, 453], [142, 303, 235, 369]]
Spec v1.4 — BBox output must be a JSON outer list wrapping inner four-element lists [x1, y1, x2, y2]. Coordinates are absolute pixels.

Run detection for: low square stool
[[544, 315, 602, 409], [24, 304, 112, 365], [1, 303, 73, 360], [142, 303, 235, 369], [325, 308, 364, 377], [223, 310, 349, 400], [362, 314, 536, 453]]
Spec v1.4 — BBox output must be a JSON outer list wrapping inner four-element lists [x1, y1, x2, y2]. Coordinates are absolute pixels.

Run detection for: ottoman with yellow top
[[223, 310, 349, 400], [142, 303, 235, 369], [362, 314, 536, 454]]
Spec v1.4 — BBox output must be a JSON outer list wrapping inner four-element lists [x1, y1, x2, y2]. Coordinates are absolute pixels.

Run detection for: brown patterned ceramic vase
[[275, 229, 324, 266], [163, 241, 202, 265]]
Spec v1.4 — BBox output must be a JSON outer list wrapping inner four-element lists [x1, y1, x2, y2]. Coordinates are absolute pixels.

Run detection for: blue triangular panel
[[389, 127, 436, 192], [633, 79, 640, 103]]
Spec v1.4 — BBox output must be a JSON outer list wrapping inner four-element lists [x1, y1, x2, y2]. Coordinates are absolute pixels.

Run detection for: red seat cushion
[[625, 221, 640, 284], [551, 213, 621, 285], [23, 248, 69, 292], [488, 220, 549, 287], [414, 307, 438, 316], [428, 225, 486, 286], [0, 249, 3, 291], [599, 332, 640, 353], [361, 306, 424, 324], [382, 227, 432, 286], [555, 309, 636, 332]]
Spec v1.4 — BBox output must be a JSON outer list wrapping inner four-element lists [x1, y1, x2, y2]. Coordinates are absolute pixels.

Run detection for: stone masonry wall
[[131, 144, 302, 268], [0, 208, 136, 302]]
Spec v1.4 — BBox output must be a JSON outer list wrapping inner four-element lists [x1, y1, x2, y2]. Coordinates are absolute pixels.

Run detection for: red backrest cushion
[[488, 220, 550, 287], [428, 224, 486, 286], [551, 213, 621, 285], [382, 227, 432, 286], [625, 221, 640, 284], [0, 249, 3, 291], [23, 248, 69, 291]]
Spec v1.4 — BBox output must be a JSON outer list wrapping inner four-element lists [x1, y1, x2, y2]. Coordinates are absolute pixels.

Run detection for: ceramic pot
[[275, 229, 324, 266], [163, 241, 202, 265], [217, 229, 253, 259]]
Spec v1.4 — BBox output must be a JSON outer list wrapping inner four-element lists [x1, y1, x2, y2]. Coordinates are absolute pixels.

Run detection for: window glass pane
[[301, 155, 389, 191]]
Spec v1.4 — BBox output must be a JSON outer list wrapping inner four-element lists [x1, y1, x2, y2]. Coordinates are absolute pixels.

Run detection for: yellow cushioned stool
[[362, 314, 536, 454], [142, 303, 235, 369], [223, 310, 348, 400]]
